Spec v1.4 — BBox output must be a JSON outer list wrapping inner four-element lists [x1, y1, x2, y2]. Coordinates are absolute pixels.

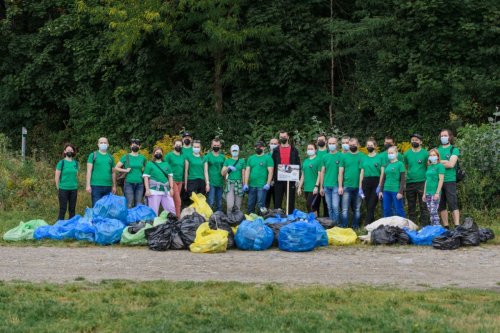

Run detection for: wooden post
[[286, 180, 290, 215]]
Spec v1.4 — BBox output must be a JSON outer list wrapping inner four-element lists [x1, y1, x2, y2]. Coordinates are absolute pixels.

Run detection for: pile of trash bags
[[432, 218, 495, 250]]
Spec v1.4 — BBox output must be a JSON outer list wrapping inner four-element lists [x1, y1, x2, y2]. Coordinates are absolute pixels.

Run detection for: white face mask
[[388, 153, 396, 160], [269, 144, 278, 151], [440, 136, 449, 145], [231, 151, 239, 158], [342, 143, 349, 151], [99, 143, 108, 152], [429, 156, 438, 164], [193, 147, 201, 154], [307, 150, 315, 156], [328, 144, 337, 152]]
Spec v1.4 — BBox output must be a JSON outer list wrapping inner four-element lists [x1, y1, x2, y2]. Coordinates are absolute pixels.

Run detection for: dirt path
[[1, 245, 499, 290]]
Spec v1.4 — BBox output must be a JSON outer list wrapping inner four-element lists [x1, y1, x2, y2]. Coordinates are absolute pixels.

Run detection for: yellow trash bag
[[189, 193, 213, 220], [327, 227, 357, 245], [189, 222, 228, 253], [231, 225, 238, 235], [244, 213, 259, 221]]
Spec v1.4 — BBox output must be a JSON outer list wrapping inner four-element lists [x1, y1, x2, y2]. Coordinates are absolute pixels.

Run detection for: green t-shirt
[[182, 146, 193, 156], [247, 154, 274, 188], [340, 152, 363, 188], [166, 152, 185, 182], [204, 152, 226, 187], [321, 152, 342, 187], [56, 159, 78, 190], [316, 149, 328, 160], [143, 161, 173, 183], [438, 145, 460, 183], [119, 154, 147, 184], [224, 158, 246, 181], [404, 149, 428, 183], [379, 151, 404, 167], [425, 163, 445, 195], [87, 152, 115, 186], [302, 157, 321, 192], [361, 154, 382, 178], [383, 160, 406, 193], [186, 154, 205, 181]]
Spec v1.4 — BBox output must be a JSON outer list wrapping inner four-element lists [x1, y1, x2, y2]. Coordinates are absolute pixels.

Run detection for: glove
[[228, 165, 237, 172], [358, 188, 365, 199], [242, 185, 249, 192], [263, 183, 270, 191], [376, 185, 381, 195]]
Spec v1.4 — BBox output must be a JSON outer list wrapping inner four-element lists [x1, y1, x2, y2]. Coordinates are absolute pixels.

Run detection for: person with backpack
[[437, 129, 461, 228], [143, 146, 175, 215], [165, 139, 185, 217], [55, 143, 79, 220], [115, 138, 147, 208], [86, 137, 116, 207], [221, 144, 246, 214]]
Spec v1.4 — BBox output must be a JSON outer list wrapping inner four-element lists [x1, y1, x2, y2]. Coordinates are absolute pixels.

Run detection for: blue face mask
[[429, 156, 438, 164], [440, 136, 449, 145], [306, 150, 315, 156], [328, 144, 337, 152], [231, 151, 239, 158], [99, 144, 108, 152], [388, 153, 396, 160], [193, 147, 201, 154], [342, 144, 349, 151]]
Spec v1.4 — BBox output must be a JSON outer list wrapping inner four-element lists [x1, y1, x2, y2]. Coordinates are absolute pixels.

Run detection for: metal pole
[[21, 127, 27, 160]]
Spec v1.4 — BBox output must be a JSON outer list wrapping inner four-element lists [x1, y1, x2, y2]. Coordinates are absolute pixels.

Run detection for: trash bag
[[432, 231, 462, 250], [227, 207, 245, 227], [180, 207, 196, 220], [308, 219, 328, 247], [317, 217, 335, 229], [189, 193, 213, 220], [371, 225, 409, 245], [3, 220, 48, 241], [266, 219, 292, 244], [405, 225, 447, 246], [454, 217, 480, 246], [479, 228, 495, 243], [278, 222, 317, 252], [366, 216, 419, 233], [74, 208, 96, 242], [179, 212, 206, 246], [235, 219, 274, 251], [33, 215, 81, 240], [189, 222, 229, 253], [169, 221, 187, 250], [144, 221, 186, 250], [33, 225, 52, 240], [327, 227, 357, 246], [208, 211, 235, 248], [244, 213, 260, 221], [126, 204, 156, 224], [121, 223, 153, 246], [287, 209, 308, 221], [93, 217, 125, 245], [261, 208, 287, 219], [93, 194, 128, 222]]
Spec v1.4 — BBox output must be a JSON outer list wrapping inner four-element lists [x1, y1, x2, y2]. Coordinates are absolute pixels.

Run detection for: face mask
[[384, 143, 391, 151], [183, 139, 191, 146], [231, 151, 239, 158], [99, 144, 108, 152], [342, 144, 349, 151], [65, 152, 74, 158], [193, 147, 201, 154], [440, 136, 449, 145], [429, 156, 438, 164], [279, 138, 288, 144], [255, 148, 263, 155], [367, 147, 375, 153], [174, 146, 182, 153], [317, 140, 326, 148], [328, 144, 336, 152], [411, 142, 420, 148], [388, 153, 396, 160], [131, 146, 139, 152], [307, 150, 315, 156], [154, 153, 162, 160], [349, 146, 358, 153], [269, 144, 278, 151], [212, 147, 220, 153]]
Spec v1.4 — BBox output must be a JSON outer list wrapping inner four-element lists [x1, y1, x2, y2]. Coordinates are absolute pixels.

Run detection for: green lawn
[[0, 281, 499, 332]]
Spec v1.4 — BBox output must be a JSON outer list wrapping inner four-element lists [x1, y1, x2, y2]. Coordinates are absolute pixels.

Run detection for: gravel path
[[1, 245, 499, 290]]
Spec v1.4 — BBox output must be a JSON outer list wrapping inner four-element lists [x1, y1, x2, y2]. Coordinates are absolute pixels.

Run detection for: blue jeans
[[91, 185, 112, 207], [341, 187, 362, 229], [383, 191, 406, 218], [323, 186, 340, 225], [124, 182, 144, 208], [208, 186, 223, 212], [247, 187, 267, 214]]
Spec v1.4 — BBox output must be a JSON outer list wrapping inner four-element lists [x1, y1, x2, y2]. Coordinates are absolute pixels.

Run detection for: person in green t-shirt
[[184, 140, 207, 198], [404, 133, 429, 225], [165, 139, 185, 217], [265, 138, 279, 208], [378, 146, 406, 218], [115, 138, 147, 208], [423, 148, 445, 226], [221, 144, 246, 214], [437, 129, 460, 228], [86, 137, 116, 207], [320, 136, 343, 224], [181, 131, 193, 156], [204, 138, 226, 212], [297, 143, 321, 215], [244, 141, 274, 214], [55, 143, 79, 220], [143, 147, 175, 216], [379, 136, 404, 166], [358, 138, 381, 225], [315, 133, 329, 218]]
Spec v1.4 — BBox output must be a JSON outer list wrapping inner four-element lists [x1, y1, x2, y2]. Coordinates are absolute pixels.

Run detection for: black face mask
[[131, 146, 139, 152], [349, 146, 358, 152], [213, 147, 220, 152], [384, 143, 392, 151], [279, 138, 288, 144], [174, 146, 182, 152], [65, 152, 74, 158], [317, 140, 326, 148], [154, 153, 163, 160], [255, 148, 263, 155], [367, 147, 375, 153], [411, 142, 420, 148], [183, 139, 191, 146]]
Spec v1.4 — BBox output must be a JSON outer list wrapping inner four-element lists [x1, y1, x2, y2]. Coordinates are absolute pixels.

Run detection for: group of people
[[54, 129, 461, 230]]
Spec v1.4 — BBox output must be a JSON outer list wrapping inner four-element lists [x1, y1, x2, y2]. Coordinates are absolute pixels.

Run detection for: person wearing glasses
[[115, 138, 147, 208]]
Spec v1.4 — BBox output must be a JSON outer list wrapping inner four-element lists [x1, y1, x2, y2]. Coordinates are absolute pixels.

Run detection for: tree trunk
[[329, 0, 334, 126], [214, 51, 223, 114]]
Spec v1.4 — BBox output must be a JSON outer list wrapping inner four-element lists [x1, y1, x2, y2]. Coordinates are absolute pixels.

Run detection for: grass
[[0, 281, 499, 332]]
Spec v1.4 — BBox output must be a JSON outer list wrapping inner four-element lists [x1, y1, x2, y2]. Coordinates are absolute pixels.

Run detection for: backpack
[[451, 146, 465, 182], [116, 154, 129, 188]]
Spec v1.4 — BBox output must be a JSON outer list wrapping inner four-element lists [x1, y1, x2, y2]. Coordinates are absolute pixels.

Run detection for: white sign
[[277, 164, 300, 182]]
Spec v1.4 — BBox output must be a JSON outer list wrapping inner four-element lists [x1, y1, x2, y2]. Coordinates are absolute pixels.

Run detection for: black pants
[[265, 185, 275, 208], [406, 181, 429, 226], [317, 195, 329, 217], [274, 181, 296, 213], [187, 179, 206, 198], [362, 176, 379, 225], [58, 189, 77, 221], [305, 192, 321, 213]]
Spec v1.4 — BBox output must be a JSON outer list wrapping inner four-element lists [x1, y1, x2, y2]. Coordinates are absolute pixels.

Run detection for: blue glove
[[358, 188, 365, 199], [263, 183, 270, 191], [228, 166, 237, 172], [243, 184, 249, 192], [376, 185, 381, 195]]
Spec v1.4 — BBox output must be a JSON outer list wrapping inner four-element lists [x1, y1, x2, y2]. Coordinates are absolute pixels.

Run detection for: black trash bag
[[267, 221, 292, 246], [169, 221, 186, 250], [208, 211, 235, 248], [262, 208, 287, 219], [371, 225, 409, 245], [227, 207, 245, 227], [432, 231, 462, 250], [455, 217, 480, 246], [179, 212, 206, 246], [317, 217, 335, 229], [128, 222, 148, 234], [166, 212, 178, 222], [145, 223, 174, 251], [479, 228, 495, 243]]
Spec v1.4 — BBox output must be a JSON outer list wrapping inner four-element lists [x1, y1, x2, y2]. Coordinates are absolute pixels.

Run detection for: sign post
[[277, 164, 300, 215], [21, 127, 27, 160]]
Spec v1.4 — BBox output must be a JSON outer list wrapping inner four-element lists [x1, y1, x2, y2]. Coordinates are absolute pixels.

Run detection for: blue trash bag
[[405, 225, 447, 246], [94, 217, 126, 245], [235, 219, 274, 251], [75, 208, 96, 242], [287, 209, 308, 221], [93, 194, 128, 222], [126, 204, 157, 224], [264, 216, 288, 224], [33, 215, 81, 240], [34, 225, 52, 240], [278, 222, 318, 252], [308, 219, 328, 247]]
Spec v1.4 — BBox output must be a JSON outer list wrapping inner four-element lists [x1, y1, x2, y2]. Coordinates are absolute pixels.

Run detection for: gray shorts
[[438, 182, 458, 212]]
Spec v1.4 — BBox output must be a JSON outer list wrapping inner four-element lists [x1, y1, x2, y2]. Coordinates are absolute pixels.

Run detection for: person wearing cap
[[265, 137, 279, 208], [86, 137, 117, 207], [184, 139, 206, 197], [271, 130, 301, 213], [245, 141, 274, 214], [165, 139, 185, 217], [182, 132, 193, 155], [222, 144, 246, 214], [204, 138, 226, 212], [115, 139, 147, 208], [404, 133, 429, 225]]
